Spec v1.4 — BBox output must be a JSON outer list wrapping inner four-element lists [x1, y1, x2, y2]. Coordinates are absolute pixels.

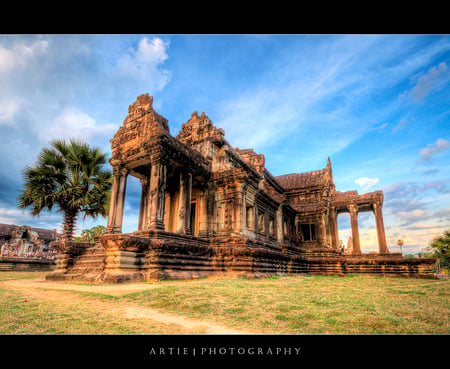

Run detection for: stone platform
[[45, 234, 436, 283]]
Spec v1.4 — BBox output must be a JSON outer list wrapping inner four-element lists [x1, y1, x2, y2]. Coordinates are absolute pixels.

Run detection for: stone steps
[[68, 247, 107, 275]]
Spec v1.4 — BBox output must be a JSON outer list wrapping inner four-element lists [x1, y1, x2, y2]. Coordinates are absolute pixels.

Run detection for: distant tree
[[428, 230, 450, 270], [80, 225, 106, 243], [17, 139, 112, 241], [397, 239, 404, 255]]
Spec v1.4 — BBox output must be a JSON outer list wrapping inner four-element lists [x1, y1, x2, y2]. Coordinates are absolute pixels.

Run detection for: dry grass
[[0, 272, 448, 334], [123, 275, 450, 334]]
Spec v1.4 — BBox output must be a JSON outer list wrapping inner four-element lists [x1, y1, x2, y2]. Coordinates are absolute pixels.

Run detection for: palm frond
[[17, 139, 112, 240]]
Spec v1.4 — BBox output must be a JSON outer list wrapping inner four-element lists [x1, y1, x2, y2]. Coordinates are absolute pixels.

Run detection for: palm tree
[[17, 139, 112, 241], [429, 230, 450, 271], [397, 239, 404, 255]]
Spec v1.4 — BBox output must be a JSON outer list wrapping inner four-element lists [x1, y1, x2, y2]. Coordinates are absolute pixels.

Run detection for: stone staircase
[[63, 245, 107, 282]]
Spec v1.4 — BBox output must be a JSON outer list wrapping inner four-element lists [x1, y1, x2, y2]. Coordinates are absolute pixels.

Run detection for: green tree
[[17, 139, 112, 241], [80, 225, 106, 243], [397, 239, 404, 255], [429, 230, 450, 270]]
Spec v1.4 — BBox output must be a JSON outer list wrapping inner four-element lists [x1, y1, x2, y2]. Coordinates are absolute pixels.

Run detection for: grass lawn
[[0, 272, 448, 334], [124, 275, 449, 334]]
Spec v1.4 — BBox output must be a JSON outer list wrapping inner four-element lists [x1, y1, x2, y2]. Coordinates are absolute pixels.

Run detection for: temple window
[[299, 224, 317, 241], [269, 216, 275, 238], [246, 205, 255, 229], [258, 212, 265, 234]]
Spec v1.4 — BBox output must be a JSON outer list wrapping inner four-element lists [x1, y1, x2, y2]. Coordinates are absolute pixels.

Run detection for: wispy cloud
[[355, 177, 380, 191], [408, 62, 450, 102], [0, 38, 49, 75], [216, 36, 450, 159], [0, 98, 21, 126], [419, 138, 450, 162], [392, 118, 408, 132]]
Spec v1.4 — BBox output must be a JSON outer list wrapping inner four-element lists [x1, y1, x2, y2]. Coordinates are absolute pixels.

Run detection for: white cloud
[[419, 138, 450, 161], [355, 177, 379, 191], [392, 118, 408, 132], [0, 98, 21, 125], [409, 62, 450, 102], [34, 107, 118, 149], [114, 37, 171, 92], [0, 206, 60, 227], [374, 122, 389, 131], [397, 209, 427, 221], [0, 39, 48, 75], [0, 45, 16, 74]]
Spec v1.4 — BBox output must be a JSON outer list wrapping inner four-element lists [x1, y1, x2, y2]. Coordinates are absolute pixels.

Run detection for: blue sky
[[0, 34, 449, 254]]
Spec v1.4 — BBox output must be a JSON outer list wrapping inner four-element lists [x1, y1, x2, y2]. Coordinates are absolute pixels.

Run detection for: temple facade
[[47, 94, 435, 282], [0, 223, 59, 259]]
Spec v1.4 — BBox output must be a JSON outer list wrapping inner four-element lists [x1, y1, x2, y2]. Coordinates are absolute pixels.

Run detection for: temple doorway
[[337, 213, 351, 252], [123, 175, 140, 233], [190, 201, 197, 236], [357, 212, 378, 253]]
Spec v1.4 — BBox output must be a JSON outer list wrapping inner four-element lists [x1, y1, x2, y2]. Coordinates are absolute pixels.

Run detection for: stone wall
[[0, 258, 55, 272], [45, 234, 436, 283]]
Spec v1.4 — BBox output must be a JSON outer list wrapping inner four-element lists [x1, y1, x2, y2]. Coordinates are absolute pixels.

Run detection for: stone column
[[319, 212, 327, 245], [373, 202, 389, 254], [106, 166, 128, 234], [276, 205, 283, 244], [232, 184, 243, 235], [328, 207, 339, 250], [348, 204, 361, 255], [197, 191, 208, 238], [138, 177, 149, 231], [147, 161, 167, 230], [114, 167, 128, 233], [106, 167, 120, 233], [177, 171, 192, 234]]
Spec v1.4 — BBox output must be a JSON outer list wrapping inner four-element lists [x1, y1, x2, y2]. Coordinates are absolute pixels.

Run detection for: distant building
[[0, 224, 59, 259]]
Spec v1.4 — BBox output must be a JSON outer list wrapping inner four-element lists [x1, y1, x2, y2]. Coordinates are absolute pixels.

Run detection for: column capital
[[372, 201, 383, 211], [112, 165, 129, 177], [348, 203, 358, 214], [120, 166, 129, 176]]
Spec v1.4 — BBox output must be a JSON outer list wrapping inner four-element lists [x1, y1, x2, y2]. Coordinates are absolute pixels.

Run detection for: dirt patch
[[119, 306, 243, 334], [0, 277, 248, 334], [3, 278, 157, 295]]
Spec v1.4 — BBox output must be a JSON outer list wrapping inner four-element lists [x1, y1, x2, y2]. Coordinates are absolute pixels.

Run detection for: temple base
[[45, 233, 436, 283]]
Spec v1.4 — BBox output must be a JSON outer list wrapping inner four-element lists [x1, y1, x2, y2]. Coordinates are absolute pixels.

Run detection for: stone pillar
[[232, 184, 243, 235], [373, 202, 389, 254], [328, 207, 339, 250], [106, 167, 120, 233], [319, 212, 327, 245], [276, 205, 283, 244], [197, 191, 208, 238], [138, 177, 149, 231], [348, 204, 361, 255], [147, 161, 167, 230], [106, 166, 128, 234], [177, 171, 192, 234]]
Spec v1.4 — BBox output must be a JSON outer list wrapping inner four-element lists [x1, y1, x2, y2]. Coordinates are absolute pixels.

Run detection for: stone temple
[[47, 94, 434, 282]]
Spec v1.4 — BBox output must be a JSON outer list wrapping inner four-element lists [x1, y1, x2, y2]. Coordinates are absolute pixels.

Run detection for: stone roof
[[275, 168, 328, 190], [0, 224, 16, 236], [0, 224, 58, 240], [274, 158, 333, 191]]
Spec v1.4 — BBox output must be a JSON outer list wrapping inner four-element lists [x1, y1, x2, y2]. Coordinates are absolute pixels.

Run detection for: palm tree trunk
[[63, 209, 78, 241]]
